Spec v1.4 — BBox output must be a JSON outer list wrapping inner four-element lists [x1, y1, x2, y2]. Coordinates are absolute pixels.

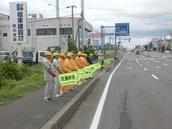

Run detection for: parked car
[[0, 51, 11, 63], [135, 51, 140, 55], [12, 51, 33, 65]]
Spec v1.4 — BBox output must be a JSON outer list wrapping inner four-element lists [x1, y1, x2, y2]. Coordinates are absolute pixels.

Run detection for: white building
[[0, 13, 92, 52]]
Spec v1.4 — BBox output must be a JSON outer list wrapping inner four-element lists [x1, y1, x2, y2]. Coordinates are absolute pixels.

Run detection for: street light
[[145, 23, 152, 56], [66, 5, 77, 44]]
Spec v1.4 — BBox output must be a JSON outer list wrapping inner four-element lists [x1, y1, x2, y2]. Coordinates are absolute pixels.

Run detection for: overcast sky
[[1, 0, 172, 48]]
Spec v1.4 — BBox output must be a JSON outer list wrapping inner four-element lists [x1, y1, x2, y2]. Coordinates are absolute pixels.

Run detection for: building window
[[28, 29, 31, 36], [3, 33, 8, 37], [36, 28, 56, 36], [60, 28, 72, 35]]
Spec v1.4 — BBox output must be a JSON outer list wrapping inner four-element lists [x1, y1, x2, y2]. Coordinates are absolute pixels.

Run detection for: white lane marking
[[163, 63, 168, 66], [140, 64, 143, 67], [136, 60, 139, 64], [89, 55, 126, 129], [151, 74, 159, 80], [147, 61, 150, 63], [155, 66, 160, 69], [153, 60, 160, 63], [144, 68, 148, 71]]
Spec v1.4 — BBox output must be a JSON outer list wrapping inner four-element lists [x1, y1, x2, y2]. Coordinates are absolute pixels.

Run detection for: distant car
[[13, 51, 33, 65], [0, 51, 11, 63], [22, 51, 33, 65], [135, 51, 140, 55]]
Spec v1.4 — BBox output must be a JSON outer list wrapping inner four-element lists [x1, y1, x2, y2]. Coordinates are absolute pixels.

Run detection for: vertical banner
[[10, 2, 27, 43]]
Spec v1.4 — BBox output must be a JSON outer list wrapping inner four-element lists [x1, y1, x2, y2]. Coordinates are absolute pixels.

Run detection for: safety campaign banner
[[59, 63, 101, 86]]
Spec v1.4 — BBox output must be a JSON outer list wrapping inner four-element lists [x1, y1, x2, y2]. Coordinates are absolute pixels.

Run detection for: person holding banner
[[58, 52, 70, 74], [57, 52, 71, 93], [52, 52, 61, 97], [43, 51, 56, 102], [64, 52, 77, 90], [81, 53, 89, 66], [65, 52, 75, 71], [86, 53, 94, 64], [98, 52, 104, 66], [75, 51, 85, 68]]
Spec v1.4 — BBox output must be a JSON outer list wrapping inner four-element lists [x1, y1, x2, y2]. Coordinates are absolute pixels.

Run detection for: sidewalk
[[0, 65, 112, 129]]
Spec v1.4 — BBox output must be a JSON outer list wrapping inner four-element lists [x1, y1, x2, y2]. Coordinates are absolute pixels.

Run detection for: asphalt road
[[63, 52, 172, 129]]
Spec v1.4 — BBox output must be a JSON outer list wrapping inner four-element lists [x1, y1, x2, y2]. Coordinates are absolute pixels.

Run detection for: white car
[[0, 51, 11, 63]]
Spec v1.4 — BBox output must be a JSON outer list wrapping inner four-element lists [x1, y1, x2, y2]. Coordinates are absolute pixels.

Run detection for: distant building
[[0, 13, 92, 52]]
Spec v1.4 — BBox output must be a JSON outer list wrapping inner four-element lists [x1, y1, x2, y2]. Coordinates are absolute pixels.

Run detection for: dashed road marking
[[151, 74, 159, 80], [140, 64, 143, 67], [155, 66, 160, 69], [144, 68, 148, 71], [136, 60, 139, 64], [163, 63, 168, 66]]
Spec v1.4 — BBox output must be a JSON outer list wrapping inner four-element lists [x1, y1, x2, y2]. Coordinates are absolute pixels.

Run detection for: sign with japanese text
[[59, 72, 76, 86], [10, 2, 27, 43], [115, 23, 130, 36]]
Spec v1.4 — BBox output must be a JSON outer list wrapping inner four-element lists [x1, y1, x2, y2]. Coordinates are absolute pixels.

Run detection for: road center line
[[140, 64, 142, 67], [155, 66, 160, 69], [136, 60, 139, 64], [144, 68, 148, 71], [89, 55, 126, 129], [151, 74, 159, 80]]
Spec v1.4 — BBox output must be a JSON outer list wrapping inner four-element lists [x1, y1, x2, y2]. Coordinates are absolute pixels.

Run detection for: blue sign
[[115, 23, 130, 36]]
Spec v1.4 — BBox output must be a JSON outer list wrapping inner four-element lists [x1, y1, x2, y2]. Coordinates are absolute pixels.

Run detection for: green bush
[[0, 62, 32, 81]]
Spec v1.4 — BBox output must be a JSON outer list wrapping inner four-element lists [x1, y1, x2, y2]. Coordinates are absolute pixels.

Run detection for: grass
[[0, 63, 44, 105]]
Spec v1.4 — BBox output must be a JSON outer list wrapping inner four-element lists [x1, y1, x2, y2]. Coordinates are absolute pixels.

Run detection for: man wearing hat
[[57, 52, 70, 73], [75, 51, 84, 68], [81, 53, 89, 66], [66, 52, 79, 71], [52, 52, 61, 97], [43, 51, 56, 102]]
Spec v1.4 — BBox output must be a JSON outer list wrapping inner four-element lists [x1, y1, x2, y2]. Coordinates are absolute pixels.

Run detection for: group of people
[[43, 51, 94, 102]]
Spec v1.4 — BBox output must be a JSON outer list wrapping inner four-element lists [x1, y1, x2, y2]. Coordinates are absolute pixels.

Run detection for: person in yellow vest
[[43, 51, 56, 102], [57, 52, 70, 74], [64, 52, 75, 71], [75, 51, 84, 68], [68, 52, 79, 71], [57, 52, 71, 93], [81, 53, 89, 66], [64, 52, 78, 90]]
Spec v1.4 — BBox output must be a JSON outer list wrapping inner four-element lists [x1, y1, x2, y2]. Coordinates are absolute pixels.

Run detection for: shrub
[[0, 62, 32, 81]]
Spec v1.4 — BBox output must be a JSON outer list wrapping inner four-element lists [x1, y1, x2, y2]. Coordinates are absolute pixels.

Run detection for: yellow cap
[[44, 51, 52, 56], [77, 51, 82, 56], [89, 53, 93, 56], [67, 52, 73, 57], [59, 52, 65, 57], [53, 52, 59, 57], [82, 53, 87, 57]]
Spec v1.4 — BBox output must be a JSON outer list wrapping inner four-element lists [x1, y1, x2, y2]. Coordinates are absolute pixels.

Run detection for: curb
[[40, 60, 119, 129]]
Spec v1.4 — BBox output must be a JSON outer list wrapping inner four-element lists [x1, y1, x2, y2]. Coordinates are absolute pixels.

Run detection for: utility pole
[[56, 0, 60, 48], [101, 26, 104, 51], [66, 5, 77, 44], [81, 0, 85, 50]]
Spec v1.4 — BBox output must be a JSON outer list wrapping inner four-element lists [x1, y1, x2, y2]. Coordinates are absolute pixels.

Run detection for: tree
[[143, 44, 148, 51], [68, 35, 77, 52]]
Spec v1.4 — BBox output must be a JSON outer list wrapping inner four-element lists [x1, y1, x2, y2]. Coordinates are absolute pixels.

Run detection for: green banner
[[58, 63, 102, 86], [59, 72, 76, 86], [75, 71, 80, 82]]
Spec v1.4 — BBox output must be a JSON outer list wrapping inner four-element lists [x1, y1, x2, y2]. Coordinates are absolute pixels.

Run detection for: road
[[63, 52, 172, 129]]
